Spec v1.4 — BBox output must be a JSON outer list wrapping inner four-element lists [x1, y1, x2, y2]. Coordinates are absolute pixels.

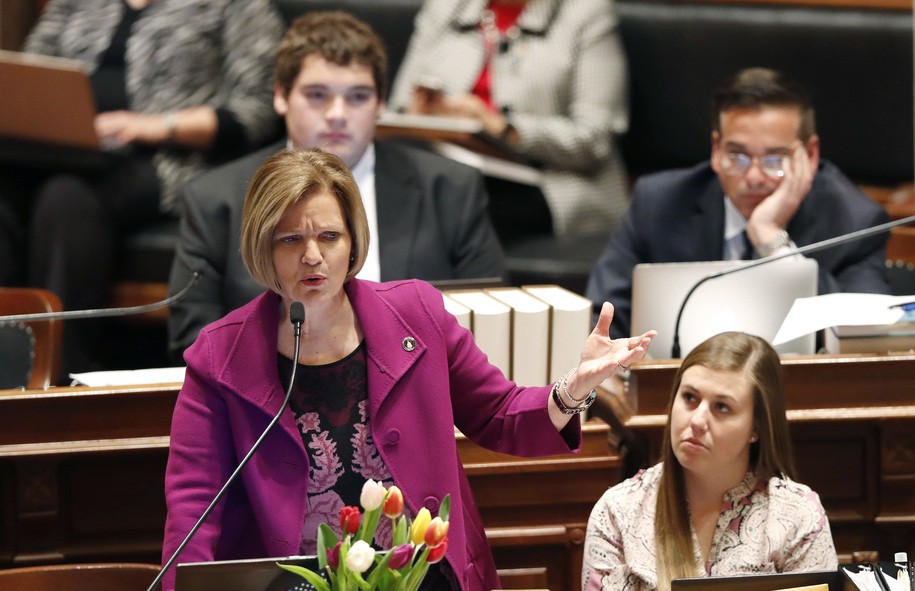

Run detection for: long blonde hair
[[653, 332, 795, 591]]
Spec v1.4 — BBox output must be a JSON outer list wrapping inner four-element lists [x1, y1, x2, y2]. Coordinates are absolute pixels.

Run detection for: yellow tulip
[[410, 507, 431, 545]]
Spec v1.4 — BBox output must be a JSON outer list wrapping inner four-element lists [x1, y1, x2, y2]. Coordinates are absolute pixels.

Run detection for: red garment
[[471, 1, 526, 110]]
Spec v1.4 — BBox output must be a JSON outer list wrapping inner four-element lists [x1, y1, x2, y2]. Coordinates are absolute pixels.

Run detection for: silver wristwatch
[[755, 229, 791, 258]]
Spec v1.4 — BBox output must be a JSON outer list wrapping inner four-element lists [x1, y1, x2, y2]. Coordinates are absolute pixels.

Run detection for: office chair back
[[0, 287, 62, 390]]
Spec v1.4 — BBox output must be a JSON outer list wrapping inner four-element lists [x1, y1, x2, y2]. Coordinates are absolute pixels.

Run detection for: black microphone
[[670, 213, 915, 358], [0, 271, 202, 323], [147, 301, 306, 591]]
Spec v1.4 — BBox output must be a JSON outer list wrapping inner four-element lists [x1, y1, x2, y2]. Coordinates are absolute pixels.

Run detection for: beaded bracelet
[[551, 382, 596, 415]]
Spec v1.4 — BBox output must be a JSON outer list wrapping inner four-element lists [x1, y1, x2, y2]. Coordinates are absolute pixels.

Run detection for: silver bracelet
[[559, 369, 590, 405], [163, 112, 178, 143]]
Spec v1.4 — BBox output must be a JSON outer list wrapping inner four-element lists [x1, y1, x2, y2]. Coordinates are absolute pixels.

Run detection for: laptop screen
[[0, 50, 100, 150], [631, 258, 818, 359], [175, 555, 321, 591]]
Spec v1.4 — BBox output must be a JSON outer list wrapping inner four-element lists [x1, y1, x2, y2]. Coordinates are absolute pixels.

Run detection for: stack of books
[[443, 285, 593, 386], [824, 319, 915, 354]]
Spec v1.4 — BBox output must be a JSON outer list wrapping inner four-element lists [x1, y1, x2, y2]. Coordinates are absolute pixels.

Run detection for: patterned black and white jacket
[[24, 0, 283, 211]]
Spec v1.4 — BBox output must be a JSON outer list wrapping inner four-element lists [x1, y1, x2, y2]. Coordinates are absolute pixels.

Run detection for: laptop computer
[[0, 50, 127, 170], [631, 258, 818, 359], [175, 554, 322, 591], [0, 50, 101, 149], [671, 570, 846, 591]]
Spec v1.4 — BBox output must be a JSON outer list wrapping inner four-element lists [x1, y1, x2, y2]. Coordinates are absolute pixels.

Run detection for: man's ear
[[274, 84, 289, 117], [805, 134, 821, 171], [710, 131, 722, 174]]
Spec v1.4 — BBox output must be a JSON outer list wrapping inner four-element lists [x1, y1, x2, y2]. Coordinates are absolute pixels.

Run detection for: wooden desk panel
[[624, 353, 915, 561], [0, 384, 617, 591]]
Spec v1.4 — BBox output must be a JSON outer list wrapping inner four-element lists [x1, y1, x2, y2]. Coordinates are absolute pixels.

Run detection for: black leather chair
[[617, 1, 913, 184]]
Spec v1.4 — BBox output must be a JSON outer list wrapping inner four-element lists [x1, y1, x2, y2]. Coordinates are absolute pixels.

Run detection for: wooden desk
[[0, 384, 619, 591], [623, 353, 915, 561]]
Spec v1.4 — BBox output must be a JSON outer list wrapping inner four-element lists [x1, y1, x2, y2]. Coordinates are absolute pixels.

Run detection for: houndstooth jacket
[[24, 0, 283, 211], [389, 0, 630, 235]]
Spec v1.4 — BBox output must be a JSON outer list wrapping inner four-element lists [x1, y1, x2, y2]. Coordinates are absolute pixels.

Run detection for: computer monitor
[[631, 258, 818, 359], [671, 569, 846, 591], [175, 554, 321, 591]]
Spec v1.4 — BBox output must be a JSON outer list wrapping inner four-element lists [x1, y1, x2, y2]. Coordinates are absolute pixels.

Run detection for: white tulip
[[346, 540, 376, 573], [360, 479, 386, 511]]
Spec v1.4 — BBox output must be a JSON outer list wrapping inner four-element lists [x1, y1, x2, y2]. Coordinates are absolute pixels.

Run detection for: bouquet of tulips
[[279, 479, 450, 591]]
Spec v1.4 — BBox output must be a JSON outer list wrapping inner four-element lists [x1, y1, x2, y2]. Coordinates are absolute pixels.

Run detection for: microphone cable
[[146, 301, 306, 591]]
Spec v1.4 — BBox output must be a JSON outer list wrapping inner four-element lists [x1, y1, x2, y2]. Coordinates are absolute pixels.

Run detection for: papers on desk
[[774, 293, 915, 346], [843, 564, 911, 591], [69, 366, 186, 387], [376, 111, 543, 186]]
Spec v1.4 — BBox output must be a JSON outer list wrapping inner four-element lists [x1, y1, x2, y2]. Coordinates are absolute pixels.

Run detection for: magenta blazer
[[162, 279, 581, 591]]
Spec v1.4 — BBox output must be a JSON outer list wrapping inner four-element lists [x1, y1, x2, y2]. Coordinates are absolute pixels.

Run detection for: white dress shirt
[[350, 144, 380, 281]]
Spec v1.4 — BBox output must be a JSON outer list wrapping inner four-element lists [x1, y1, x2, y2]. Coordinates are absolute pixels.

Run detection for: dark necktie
[[741, 231, 755, 260]]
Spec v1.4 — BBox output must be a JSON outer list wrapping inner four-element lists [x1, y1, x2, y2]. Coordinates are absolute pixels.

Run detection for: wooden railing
[[0, 383, 618, 591]]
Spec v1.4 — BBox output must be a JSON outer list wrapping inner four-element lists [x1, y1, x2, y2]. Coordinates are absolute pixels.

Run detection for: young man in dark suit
[[586, 68, 890, 340], [167, 11, 505, 359]]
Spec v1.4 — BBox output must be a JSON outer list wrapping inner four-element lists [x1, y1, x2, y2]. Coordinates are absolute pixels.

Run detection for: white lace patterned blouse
[[582, 463, 838, 591]]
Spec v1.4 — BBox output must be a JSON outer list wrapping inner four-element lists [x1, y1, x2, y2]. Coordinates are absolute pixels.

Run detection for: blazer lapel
[[692, 178, 727, 261], [217, 291, 302, 446], [345, 280, 426, 416], [375, 142, 423, 281]]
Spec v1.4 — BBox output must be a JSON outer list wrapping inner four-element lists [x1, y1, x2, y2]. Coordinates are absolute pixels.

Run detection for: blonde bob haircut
[[240, 148, 369, 294], [653, 332, 796, 591]]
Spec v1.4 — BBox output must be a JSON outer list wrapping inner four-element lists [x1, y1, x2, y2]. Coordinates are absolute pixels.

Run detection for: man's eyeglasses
[[719, 151, 788, 179]]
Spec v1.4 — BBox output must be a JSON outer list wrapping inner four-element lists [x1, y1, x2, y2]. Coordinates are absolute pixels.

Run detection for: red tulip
[[327, 541, 341, 569], [426, 537, 448, 563], [424, 517, 449, 548], [339, 505, 361, 535]]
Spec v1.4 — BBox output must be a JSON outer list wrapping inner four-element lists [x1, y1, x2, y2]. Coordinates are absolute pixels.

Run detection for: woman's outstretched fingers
[[593, 302, 614, 337]]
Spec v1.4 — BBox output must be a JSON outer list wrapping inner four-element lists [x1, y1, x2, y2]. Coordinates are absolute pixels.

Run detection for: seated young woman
[[582, 331, 837, 591]]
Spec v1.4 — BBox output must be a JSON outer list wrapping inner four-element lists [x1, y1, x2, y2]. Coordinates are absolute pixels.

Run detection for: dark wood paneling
[[0, 385, 617, 591]]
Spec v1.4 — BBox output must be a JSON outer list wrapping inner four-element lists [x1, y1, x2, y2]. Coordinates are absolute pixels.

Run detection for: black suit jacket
[[167, 138, 505, 358], [586, 160, 891, 338]]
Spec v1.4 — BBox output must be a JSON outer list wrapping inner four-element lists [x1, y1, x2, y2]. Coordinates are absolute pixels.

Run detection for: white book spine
[[485, 288, 550, 385], [445, 291, 511, 378]]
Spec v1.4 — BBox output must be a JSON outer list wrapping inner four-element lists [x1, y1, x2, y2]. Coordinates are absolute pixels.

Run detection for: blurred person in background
[[0, 0, 283, 377], [388, 0, 630, 243], [586, 68, 890, 339], [167, 11, 506, 360]]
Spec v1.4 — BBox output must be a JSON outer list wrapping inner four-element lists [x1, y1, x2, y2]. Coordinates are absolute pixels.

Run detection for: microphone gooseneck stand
[[670, 213, 915, 358], [146, 301, 306, 591], [0, 271, 203, 323]]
